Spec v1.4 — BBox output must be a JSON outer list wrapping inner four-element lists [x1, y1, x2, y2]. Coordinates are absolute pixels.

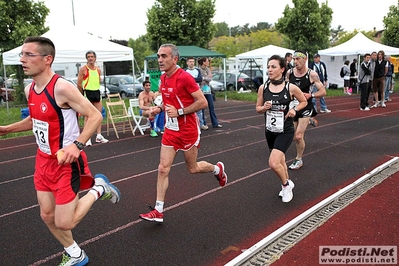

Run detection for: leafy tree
[[214, 22, 229, 37], [250, 22, 273, 33], [382, 2, 399, 47], [0, 0, 49, 54], [128, 35, 154, 76], [209, 30, 287, 58], [146, 0, 216, 50], [275, 0, 332, 58], [330, 25, 345, 45], [0, 0, 49, 103]]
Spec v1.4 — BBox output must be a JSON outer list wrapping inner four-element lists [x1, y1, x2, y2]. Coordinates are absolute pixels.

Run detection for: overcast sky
[[40, 0, 397, 40]]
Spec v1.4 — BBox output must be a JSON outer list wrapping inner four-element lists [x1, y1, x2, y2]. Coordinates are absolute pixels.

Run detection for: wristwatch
[[311, 93, 315, 98], [177, 108, 184, 116], [73, 140, 84, 151]]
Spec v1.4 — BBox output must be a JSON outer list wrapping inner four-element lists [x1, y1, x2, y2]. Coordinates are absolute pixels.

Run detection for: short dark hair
[[285, 52, 292, 58], [23, 36, 56, 64], [86, 50, 97, 59], [143, 80, 151, 86]]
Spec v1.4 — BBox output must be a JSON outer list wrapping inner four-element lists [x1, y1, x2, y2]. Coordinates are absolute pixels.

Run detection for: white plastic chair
[[128, 98, 150, 135]]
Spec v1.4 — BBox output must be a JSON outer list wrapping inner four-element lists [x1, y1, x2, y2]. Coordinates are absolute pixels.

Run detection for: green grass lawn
[[1, 80, 397, 140]]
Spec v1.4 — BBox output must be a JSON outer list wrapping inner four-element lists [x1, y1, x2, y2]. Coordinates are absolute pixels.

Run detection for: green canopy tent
[[144, 46, 227, 97]]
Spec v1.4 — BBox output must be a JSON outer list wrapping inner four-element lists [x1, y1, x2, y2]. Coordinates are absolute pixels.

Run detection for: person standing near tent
[[198, 57, 222, 129], [0, 36, 121, 266], [139, 44, 227, 223], [184, 57, 207, 130], [359, 53, 372, 111], [372, 50, 388, 108], [284, 52, 293, 77], [349, 58, 358, 94], [384, 56, 394, 102], [309, 54, 331, 113], [342, 60, 351, 95], [77, 50, 109, 146], [368, 51, 377, 108]]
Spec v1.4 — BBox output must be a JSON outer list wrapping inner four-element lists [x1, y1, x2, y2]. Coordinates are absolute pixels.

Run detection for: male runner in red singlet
[[139, 44, 227, 223], [0, 36, 121, 266]]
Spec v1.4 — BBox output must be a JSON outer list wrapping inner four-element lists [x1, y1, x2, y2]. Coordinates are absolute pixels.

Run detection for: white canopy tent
[[2, 26, 135, 111], [2, 27, 134, 65], [318, 32, 399, 87], [235, 44, 294, 86]]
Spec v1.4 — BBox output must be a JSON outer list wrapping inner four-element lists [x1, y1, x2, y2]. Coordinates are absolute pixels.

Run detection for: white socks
[[88, 185, 105, 200], [213, 165, 220, 175], [65, 241, 81, 257], [155, 201, 164, 213]]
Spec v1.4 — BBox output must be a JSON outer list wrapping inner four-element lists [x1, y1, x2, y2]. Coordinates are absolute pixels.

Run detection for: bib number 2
[[266, 110, 284, 133]]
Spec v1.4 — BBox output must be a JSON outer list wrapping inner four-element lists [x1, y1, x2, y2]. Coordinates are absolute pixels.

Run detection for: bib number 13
[[32, 118, 51, 154]]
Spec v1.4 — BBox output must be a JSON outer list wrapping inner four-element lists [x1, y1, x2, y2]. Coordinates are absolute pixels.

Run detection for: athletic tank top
[[289, 69, 313, 104], [83, 65, 100, 91], [28, 74, 80, 156], [263, 81, 294, 133]]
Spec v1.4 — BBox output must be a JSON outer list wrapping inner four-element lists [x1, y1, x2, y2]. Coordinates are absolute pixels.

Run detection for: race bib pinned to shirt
[[266, 110, 284, 133]]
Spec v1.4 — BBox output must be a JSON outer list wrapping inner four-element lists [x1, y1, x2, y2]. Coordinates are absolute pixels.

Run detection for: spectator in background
[[309, 54, 331, 113], [372, 50, 388, 108], [349, 58, 358, 94], [198, 57, 222, 128], [77, 50, 109, 146], [358, 53, 372, 111], [342, 60, 351, 95], [384, 56, 394, 102], [284, 52, 293, 77], [368, 51, 377, 108], [138, 80, 158, 137], [184, 57, 206, 130]]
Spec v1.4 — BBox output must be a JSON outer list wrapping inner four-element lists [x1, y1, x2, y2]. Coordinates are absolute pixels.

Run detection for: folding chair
[[128, 98, 150, 135], [106, 94, 134, 138]]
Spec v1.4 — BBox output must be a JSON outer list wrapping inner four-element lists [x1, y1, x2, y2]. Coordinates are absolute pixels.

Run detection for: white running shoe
[[85, 139, 92, 147], [94, 174, 121, 203], [96, 134, 109, 143], [281, 180, 295, 203], [59, 250, 89, 266], [289, 159, 303, 170], [372, 101, 380, 108], [320, 109, 331, 113]]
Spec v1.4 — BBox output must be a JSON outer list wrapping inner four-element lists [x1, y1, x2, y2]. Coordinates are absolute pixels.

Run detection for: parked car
[[0, 87, 15, 103], [103, 75, 143, 98], [0, 78, 32, 103], [65, 77, 109, 97], [209, 80, 225, 92], [212, 72, 255, 91], [240, 69, 266, 90]]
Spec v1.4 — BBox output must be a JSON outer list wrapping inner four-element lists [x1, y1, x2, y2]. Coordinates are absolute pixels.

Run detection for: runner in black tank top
[[256, 55, 307, 203]]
